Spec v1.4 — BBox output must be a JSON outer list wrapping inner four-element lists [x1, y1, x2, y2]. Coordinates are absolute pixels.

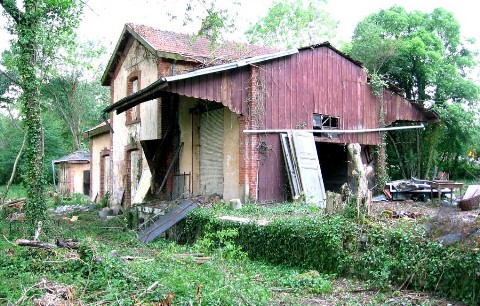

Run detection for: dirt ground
[[298, 278, 467, 305], [370, 199, 480, 220]]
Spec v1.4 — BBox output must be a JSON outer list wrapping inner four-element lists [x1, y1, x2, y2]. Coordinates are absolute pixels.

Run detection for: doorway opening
[[315, 142, 348, 192]]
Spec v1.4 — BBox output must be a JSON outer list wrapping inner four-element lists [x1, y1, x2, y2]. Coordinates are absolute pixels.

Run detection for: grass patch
[[0, 211, 335, 305], [0, 184, 27, 199]]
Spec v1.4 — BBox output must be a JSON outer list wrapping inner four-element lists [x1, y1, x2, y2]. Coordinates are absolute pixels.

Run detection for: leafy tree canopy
[[349, 6, 479, 104], [246, 0, 338, 48]]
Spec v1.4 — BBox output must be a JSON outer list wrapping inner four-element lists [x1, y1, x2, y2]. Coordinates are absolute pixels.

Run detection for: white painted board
[[291, 131, 326, 207], [132, 168, 152, 204]]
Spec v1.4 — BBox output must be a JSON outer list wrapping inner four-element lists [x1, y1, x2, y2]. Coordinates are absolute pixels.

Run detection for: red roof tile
[[127, 23, 279, 64]]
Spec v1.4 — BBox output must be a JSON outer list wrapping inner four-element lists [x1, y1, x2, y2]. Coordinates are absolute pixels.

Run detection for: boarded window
[[313, 114, 339, 139]]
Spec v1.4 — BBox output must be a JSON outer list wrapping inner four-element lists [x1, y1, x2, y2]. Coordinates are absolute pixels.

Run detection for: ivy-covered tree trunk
[[1, 0, 84, 222]]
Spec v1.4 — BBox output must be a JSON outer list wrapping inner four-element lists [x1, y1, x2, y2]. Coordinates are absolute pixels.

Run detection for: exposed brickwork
[[158, 59, 172, 77], [239, 66, 260, 201], [124, 143, 140, 206], [99, 148, 111, 198], [109, 83, 115, 195]]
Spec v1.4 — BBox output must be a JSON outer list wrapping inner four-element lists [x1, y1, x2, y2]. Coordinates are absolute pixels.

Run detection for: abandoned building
[[52, 150, 91, 196], [93, 23, 436, 207]]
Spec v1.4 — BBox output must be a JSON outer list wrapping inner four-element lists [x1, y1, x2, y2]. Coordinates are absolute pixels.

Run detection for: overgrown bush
[[181, 210, 480, 304]]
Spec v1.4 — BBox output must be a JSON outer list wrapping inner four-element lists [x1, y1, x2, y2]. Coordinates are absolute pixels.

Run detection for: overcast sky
[[1, 0, 479, 65]]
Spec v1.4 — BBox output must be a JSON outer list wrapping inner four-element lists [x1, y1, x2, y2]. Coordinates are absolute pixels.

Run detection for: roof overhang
[[411, 102, 440, 122], [102, 48, 298, 116], [84, 122, 110, 138]]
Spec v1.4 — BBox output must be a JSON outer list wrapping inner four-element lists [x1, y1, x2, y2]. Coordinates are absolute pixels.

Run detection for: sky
[[0, 0, 479, 66]]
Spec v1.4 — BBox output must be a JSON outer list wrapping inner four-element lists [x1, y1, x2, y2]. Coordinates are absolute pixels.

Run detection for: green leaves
[[246, 0, 338, 48], [0, 0, 85, 222], [349, 6, 478, 103]]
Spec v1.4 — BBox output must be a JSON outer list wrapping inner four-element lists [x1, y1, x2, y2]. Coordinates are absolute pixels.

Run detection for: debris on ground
[[32, 278, 77, 306], [384, 178, 463, 202], [50, 204, 93, 215], [380, 209, 424, 219], [176, 253, 211, 264]]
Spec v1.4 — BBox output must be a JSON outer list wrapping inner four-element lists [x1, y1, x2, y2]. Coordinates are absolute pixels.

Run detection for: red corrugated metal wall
[[166, 67, 251, 114], [162, 46, 428, 202]]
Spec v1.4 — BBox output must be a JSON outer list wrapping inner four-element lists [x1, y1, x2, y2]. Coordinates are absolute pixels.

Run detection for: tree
[[164, 0, 239, 48], [349, 6, 478, 103], [0, 0, 84, 222], [246, 0, 338, 48], [348, 6, 479, 180], [41, 41, 109, 150]]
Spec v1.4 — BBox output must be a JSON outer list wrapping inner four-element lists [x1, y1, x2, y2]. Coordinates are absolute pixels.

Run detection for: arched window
[[126, 72, 141, 124]]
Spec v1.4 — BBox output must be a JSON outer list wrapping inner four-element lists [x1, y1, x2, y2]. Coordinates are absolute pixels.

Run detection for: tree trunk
[[0, 133, 26, 207], [17, 4, 47, 222], [347, 143, 370, 219]]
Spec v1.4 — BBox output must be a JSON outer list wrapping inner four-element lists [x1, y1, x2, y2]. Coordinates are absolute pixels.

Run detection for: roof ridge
[[126, 23, 280, 60]]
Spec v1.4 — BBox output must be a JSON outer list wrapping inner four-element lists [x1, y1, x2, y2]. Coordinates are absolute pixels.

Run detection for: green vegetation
[[0, 0, 85, 222], [0, 201, 475, 305], [346, 6, 480, 181], [180, 205, 480, 304], [246, 0, 338, 48], [0, 211, 337, 305]]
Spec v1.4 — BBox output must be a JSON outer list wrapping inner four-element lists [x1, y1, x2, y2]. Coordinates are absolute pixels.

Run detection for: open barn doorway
[[315, 142, 348, 193]]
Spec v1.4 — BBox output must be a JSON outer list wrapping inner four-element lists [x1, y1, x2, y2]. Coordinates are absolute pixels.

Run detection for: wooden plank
[[280, 133, 301, 199], [138, 199, 197, 243], [291, 131, 326, 207], [132, 168, 152, 204]]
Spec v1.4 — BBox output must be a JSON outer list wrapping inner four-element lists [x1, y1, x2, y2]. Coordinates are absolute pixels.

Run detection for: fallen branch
[[0, 133, 26, 208], [17, 239, 57, 249], [16, 238, 80, 250]]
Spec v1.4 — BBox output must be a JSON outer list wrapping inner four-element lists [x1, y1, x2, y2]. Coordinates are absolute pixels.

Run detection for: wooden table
[[429, 180, 464, 204]]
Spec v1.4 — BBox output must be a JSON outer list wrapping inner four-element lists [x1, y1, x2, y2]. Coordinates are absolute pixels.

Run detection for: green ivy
[[1, 0, 84, 223]]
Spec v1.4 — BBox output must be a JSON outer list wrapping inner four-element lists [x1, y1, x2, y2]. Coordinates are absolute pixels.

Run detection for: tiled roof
[[127, 23, 279, 63], [84, 120, 110, 138], [54, 150, 91, 164]]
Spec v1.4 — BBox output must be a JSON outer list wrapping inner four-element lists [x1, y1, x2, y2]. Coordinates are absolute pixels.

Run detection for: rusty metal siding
[[158, 46, 429, 202], [166, 67, 250, 114], [256, 47, 382, 146]]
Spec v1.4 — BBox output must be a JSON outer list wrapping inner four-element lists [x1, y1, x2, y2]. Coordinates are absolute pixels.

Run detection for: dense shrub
[[182, 210, 480, 304]]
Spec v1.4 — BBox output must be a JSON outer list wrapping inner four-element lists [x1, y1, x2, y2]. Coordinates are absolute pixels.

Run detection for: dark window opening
[[126, 77, 141, 124], [313, 113, 340, 138], [315, 142, 348, 192]]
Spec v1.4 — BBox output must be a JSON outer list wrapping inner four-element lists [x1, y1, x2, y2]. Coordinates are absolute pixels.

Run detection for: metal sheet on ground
[[138, 199, 197, 243], [291, 131, 326, 207]]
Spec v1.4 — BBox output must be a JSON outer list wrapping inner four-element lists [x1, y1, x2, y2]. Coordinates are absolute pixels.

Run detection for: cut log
[[17, 239, 57, 249]]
